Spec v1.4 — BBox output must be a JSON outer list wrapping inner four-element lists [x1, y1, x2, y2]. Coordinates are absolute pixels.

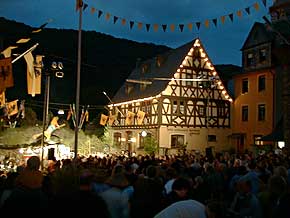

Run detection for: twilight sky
[[1, 0, 272, 66]]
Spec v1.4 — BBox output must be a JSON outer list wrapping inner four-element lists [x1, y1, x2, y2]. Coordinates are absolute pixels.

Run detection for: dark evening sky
[[1, 0, 272, 66]]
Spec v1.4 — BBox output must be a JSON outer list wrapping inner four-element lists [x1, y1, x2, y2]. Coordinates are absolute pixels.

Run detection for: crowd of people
[[0, 149, 289, 218]]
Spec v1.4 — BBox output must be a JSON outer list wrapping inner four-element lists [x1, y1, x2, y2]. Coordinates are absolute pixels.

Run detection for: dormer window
[[141, 64, 149, 74], [259, 49, 267, 63], [125, 84, 134, 95], [246, 53, 254, 67]]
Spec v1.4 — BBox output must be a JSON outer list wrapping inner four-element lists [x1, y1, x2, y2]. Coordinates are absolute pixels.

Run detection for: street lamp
[[40, 61, 64, 170]]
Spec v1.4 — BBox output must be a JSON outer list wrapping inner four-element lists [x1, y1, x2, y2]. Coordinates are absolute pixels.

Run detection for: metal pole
[[41, 72, 50, 170], [74, 4, 82, 162]]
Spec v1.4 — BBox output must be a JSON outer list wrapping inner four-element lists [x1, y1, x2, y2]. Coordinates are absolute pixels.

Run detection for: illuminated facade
[[107, 38, 233, 155]]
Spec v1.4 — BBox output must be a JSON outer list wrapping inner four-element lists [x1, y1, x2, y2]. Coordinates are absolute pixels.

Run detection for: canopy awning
[[260, 118, 284, 142]]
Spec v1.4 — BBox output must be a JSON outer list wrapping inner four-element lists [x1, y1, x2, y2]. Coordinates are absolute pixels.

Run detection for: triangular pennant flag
[[212, 19, 217, 27], [187, 23, 193, 31], [125, 111, 135, 125], [113, 16, 118, 24], [137, 110, 145, 125], [205, 20, 210, 28], [146, 24, 150, 32], [137, 22, 143, 30], [153, 24, 159, 32], [0, 57, 13, 93], [245, 7, 250, 15], [1, 46, 17, 58], [108, 114, 116, 126], [90, 7, 96, 14], [170, 24, 175, 32], [253, 2, 260, 11], [76, 0, 83, 11], [100, 114, 108, 126], [7, 99, 18, 117], [98, 10, 103, 18], [262, 0, 267, 7], [236, 10, 242, 18], [83, 3, 88, 11], [121, 18, 126, 26], [179, 24, 184, 32], [220, 15, 226, 24], [196, 22, 201, 30], [229, 13, 234, 22], [105, 13, 111, 21], [16, 38, 30, 44], [130, 21, 134, 29], [162, 24, 167, 32]]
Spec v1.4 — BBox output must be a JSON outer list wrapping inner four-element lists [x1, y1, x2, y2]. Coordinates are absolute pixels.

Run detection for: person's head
[[27, 156, 41, 171], [172, 177, 191, 198]]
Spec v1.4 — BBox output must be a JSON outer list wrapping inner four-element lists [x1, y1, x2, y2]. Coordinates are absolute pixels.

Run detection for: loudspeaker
[[48, 148, 55, 160]]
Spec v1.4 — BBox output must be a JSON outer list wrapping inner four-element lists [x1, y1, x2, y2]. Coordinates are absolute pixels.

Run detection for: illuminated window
[[242, 105, 248, 121], [113, 132, 122, 147], [254, 135, 263, 146], [171, 134, 184, 147], [186, 73, 193, 86], [139, 132, 151, 149]]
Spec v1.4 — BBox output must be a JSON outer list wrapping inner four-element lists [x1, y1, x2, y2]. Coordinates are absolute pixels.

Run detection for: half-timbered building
[[107, 38, 233, 155]]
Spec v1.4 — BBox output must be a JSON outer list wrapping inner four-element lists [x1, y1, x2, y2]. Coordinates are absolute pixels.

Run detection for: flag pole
[[74, 2, 83, 162]]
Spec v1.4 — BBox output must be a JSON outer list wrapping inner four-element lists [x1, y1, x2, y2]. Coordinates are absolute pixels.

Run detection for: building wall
[[233, 69, 274, 150]]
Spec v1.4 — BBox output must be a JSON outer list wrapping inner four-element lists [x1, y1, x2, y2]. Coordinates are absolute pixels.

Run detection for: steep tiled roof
[[112, 38, 197, 103]]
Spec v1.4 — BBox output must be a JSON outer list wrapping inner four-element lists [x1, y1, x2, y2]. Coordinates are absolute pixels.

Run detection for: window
[[242, 105, 248, 121], [258, 104, 266, 121], [258, 75, 265, 92], [208, 135, 216, 142], [171, 134, 184, 147], [126, 84, 134, 95], [173, 100, 178, 114], [242, 79, 248, 94], [113, 132, 122, 147], [253, 135, 263, 146], [139, 132, 151, 149], [259, 49, 267, 63], [198, 105, 206, 116], [247, 53, 254, 66], [186, 73, 193, 86], [180, 101, 185, 114]]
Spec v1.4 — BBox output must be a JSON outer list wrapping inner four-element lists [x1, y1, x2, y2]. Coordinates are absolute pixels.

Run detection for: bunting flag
[[32, 21, 49, 33], [137, 110, 145, 125], [0, 91, 5, 107], [6, 100, 18, 117], [1, 46, 17, 58], [108, 114, 116, 126], [16, 38, 30, 44], [100, 114, 108, 126], [179, 24, 184, 32], [0, 57, 14, 93], [125, 111, 135, 125], [67, 107, 72, 120], [90, 1, 264, 33], [24, 52, 41, 97], [84, 109, 89, 122]]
